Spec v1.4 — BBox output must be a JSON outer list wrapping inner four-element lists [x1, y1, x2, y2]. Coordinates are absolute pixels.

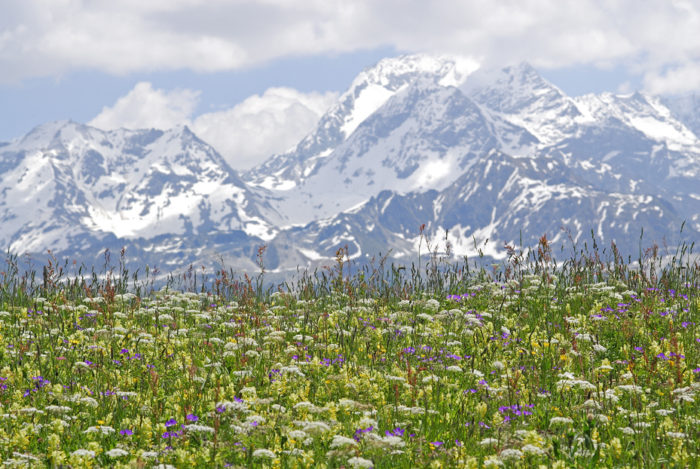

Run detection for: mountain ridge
[[2, 54, 699, 271]]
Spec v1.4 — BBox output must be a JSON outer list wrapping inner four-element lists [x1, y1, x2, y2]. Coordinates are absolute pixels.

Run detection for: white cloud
[[2, 1, 699, 93], [643, 63, 700, 95], [89, 82, 338, 170], [89, 82, 199, 131], [192, 88, 338, 170]]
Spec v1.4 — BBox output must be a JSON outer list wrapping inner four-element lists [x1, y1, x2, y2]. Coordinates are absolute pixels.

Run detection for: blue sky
[[0, 46, 399, 142], [0, 48, 644, 143], [1, 1, 697, 168]]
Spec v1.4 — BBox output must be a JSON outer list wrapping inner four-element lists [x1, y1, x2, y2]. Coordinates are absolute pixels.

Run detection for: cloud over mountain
[[89, 82, 338, 170], [89, 82, 200, 131], [191, 87, 338, 170]]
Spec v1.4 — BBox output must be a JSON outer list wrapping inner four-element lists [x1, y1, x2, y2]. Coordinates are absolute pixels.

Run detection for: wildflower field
[[0, 242, 698, 468]]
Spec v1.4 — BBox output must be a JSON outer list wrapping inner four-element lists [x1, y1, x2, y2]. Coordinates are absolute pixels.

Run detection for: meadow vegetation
[[0, 234, 698, 468]]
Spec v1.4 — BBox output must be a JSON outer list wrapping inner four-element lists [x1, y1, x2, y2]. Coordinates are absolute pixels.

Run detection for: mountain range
[[2, 55, 699, 273]]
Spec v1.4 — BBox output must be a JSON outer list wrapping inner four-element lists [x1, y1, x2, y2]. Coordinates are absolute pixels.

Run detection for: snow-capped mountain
[[256, 79, 537, 226], [241, 56, 699, 266], [273, 148, 690, 265], [2, 54, 699, 272], [0, 121, 275, 267], [245, 55, 479, 191]]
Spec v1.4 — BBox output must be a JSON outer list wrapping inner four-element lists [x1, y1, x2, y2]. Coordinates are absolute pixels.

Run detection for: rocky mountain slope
[[2, 55, 699, 271]]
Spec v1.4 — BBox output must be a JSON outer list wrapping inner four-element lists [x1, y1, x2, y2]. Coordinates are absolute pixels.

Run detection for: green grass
[[0, 238, 698, 468]]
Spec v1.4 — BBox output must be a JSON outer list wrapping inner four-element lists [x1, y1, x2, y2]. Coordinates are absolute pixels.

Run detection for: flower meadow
[[0, 243, 698, 468]]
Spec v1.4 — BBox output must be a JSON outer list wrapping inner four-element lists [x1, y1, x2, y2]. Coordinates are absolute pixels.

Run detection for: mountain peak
[[461, 61, 558, 98], [460, 62, 581, 144], [337, 54, 480, 137], [16, 119, 88, 150], [354, 53, 480, 89]]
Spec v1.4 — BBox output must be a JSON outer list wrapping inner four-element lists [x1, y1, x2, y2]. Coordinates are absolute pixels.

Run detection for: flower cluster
[[0, 271, 696, 467]]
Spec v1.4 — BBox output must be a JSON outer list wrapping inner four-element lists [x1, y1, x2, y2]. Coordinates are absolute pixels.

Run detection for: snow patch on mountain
[[462, 62, 583, 145], [574, 92, 699, 150]]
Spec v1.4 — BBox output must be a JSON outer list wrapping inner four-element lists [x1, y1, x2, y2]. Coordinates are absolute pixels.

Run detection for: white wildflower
[[347, 456, 374, 468], [382, 435, 405, 448], [500, 449, 523, 461], [358, 417, 378, 429], [288, 430, 307, 440], [674, 394, 695, 404], [217, 400, 249, 413], [293, 401, 319, 412], [483, 455, 504, 467], [603, 389, 619, 403], [302, 421, 331, 435], [79, 397, 99, 408], [240, 386, 257, 398], [480, 438, 499, 446], [522, 444, 546, 455], [184, 424, 215, 433], [271, 404, 286, 413], [71, 449, 95, 458], [330, 435, 358, 448], [282, 448, 304, 456], [105, 448, 129, 458], [583, 399, 601, 410], [84, 425, 115, 435], [252, 449, 276, 459], [18, 407, 42, 415], [385, 375, 406, 382], [245, 415, 266, 425], [292, 334, 313, 342], [556, 378, 596, 391], [10, 452, 39, 462], [616, 384, 644, 394], [550, 417, 574, 426]]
